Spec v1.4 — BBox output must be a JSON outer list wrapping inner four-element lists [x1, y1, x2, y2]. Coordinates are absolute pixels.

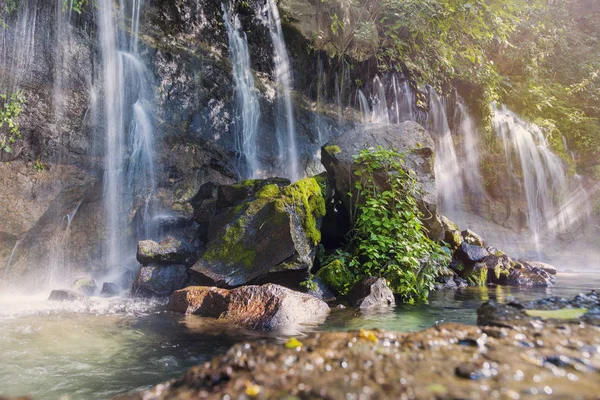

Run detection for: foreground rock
[[478, 291, 600, 327], [321, 122, 444, 240], [189, 178, 326, 287], [347, 277, 395, 308], [117, 320, 600, 400], [168, 284, 329, 331]]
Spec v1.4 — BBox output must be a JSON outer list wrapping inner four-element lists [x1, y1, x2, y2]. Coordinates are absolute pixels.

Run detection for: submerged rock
[[190, 178, 326, 287], [168, 284, 329, 331], [478, 291, 600, 327], [347, 277, 395, 308], [136, 236, 198, 266], [117, 320, 600, 400], [47, 290, 83, 301], [132, 265, 189, 297]]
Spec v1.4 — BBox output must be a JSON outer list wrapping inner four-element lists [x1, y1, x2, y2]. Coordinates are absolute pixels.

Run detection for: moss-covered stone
[[203, 216, 256, 268], [317, 260, 357, 295], [256, 184, 280, 199], [279, 178, 326, 245], [464, 263, 488, 286], [324, 145, 341, 155]]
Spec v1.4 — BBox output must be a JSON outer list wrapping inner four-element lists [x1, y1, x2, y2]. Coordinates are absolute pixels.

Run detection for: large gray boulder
[[189, 178, 326, 287], [168, 284, 329, 331], [321, 122, 443, 240]]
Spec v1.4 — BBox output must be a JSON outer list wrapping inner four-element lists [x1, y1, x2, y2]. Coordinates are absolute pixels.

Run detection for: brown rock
[[168, 284, 329, 331]]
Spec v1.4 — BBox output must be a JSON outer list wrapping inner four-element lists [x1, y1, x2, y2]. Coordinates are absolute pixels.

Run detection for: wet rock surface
[[47, 290, 84, 301], [478, 291, 600, 327], [347, 277, 395, 309], [168, 284, 329, 331], [117, 320, 600, 400], [132, 265, 189, 297], [137, 237, 198, 267]]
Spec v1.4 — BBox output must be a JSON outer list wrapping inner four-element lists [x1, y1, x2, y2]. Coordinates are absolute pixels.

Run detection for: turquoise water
[[0, 273, 598, 399]]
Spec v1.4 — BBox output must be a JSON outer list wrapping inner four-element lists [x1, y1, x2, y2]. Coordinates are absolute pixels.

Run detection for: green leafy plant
[[63, 0, 87, 14], [33, 158, 45, 172], [0, 91, 26, 153], [330, 147, 449, 303]]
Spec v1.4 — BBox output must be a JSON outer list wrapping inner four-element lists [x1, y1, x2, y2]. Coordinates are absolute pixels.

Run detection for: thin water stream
[[0, 273, 598, 399]]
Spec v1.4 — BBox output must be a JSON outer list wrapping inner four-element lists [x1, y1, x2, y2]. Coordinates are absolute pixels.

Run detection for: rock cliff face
[[0, 0, 348, 286]]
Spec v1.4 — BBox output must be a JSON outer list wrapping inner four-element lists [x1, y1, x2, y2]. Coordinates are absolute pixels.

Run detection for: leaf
[[284, 337, 303, 349], [524, 308, 588, 320], [245, 382, 261, 397], [359, 329, 379, 343]]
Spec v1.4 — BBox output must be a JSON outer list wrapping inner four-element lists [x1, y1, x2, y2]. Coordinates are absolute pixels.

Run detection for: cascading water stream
[[222, 4, 261, 179], [371, 75, 389, 124], [492, 105, 569, 252], [455, 97, 484, 199], [428, 89, 464, 214], [260, 0, 299, 181], [97, 0, 156, 277]]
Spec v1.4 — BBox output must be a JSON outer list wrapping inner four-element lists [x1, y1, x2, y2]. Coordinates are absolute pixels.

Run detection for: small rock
[[523, 261, 557, 275], [137, 236, 197, 266], [347, 277, 395, 309], [461, 229, 486, 247], [101, 282, 119, 296], [457, 242, 489, 263], [71, 277, 97, 296], [132, 264, 189, 297], [48, 290, 83, 301]]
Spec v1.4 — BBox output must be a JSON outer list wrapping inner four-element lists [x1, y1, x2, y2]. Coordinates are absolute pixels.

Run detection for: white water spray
[[222, 4, 261, 178], [261, 0, 299, 181]]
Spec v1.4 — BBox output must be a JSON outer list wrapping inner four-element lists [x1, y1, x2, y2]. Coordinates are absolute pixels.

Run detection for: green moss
[[464, 264, 488, 286], [493, 264, 510, 281], [203, 217, 255, 268], [231, 179, 261, 189], [317, 260, 357, 295], [280, 178, 326, 245], [256, 184, 280, 199], [324, 145, 341, 155]]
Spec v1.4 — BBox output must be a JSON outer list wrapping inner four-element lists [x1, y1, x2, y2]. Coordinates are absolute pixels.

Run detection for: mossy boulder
[[316, 260, 358, 296], [190, 177, 326, 287]]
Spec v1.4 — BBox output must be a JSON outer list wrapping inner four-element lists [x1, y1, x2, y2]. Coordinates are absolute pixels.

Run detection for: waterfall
[[492, 105, 570, 250], [97, 0, 156, 275], [357, 89, 370, 123], [455, 98, 484, 198], [428, 89, 464, 213], [371, 76, 389, 124], [261, 0, 299, 181], [222, 4, 261, 179]]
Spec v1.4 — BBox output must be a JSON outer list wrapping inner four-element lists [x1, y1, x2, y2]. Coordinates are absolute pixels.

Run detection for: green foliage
[[33, 158, 45, 172], [0, 91, 25, 153], [1, 0, 18, 28], [62, 0, 87, 14], [317, 258, 357, 296], [329, 147, 449, 303]]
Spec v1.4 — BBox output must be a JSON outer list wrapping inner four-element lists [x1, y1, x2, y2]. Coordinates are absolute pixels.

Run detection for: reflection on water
[[320, 273, 600, 332], [0, 273, 598, 399]]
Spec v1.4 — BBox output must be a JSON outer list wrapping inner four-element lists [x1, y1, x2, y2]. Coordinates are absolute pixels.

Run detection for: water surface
[[0, 273, 598, 399]]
